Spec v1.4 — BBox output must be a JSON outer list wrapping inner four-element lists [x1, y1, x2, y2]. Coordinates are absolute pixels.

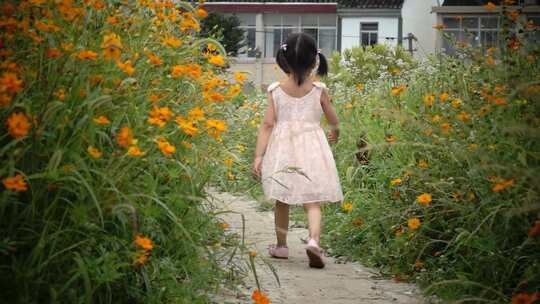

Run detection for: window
[[360, 23, 378, 46], [263, 14, 337, 58], [441, 16, 500, 53], [235, 13, 257, 58]]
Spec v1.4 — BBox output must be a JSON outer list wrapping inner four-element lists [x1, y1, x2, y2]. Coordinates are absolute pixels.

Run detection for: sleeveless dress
[[261, 81, 344, 205]]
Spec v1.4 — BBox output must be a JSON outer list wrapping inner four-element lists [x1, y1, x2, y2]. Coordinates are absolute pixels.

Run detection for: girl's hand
[[327, 129, 339, 144], [252, 156, 263, 180]]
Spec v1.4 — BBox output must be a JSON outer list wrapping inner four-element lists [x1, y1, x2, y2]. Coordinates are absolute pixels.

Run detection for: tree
[[200, 13, 245, 57]]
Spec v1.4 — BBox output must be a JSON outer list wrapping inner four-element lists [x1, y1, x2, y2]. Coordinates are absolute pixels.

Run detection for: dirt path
[[208, 188, 429, 304]]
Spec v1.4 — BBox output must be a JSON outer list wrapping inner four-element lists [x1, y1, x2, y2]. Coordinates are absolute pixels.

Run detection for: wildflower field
[[0, 0, 256, 302], [219, 7, 540, 303]]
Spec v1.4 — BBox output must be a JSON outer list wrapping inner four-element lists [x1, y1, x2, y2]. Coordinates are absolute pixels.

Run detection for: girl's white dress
[[261, 81, 343, 205]]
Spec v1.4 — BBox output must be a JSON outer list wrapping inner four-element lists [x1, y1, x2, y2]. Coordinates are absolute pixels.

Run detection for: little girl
[[252, 33, 343, 269]]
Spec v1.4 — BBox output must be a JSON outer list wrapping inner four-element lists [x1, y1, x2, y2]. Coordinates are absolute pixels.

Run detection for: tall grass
[[0, 0, 249, 302]]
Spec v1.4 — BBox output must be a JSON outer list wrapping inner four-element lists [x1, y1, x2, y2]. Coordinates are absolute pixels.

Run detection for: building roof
[[201, 0, 404, 9]]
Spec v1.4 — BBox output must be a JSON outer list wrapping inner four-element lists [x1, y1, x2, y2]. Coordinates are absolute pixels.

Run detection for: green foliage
[[0, 0, 247, 302], [219, 10, 540, 303], [201, 13, 245, 57]]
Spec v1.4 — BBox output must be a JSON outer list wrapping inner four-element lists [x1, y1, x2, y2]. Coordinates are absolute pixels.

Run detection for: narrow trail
[[208, 188, 429, 304]]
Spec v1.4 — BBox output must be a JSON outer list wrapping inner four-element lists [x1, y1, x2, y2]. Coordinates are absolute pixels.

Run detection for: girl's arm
[[321, 89, 340, 144], [252, 93, 276, 178]]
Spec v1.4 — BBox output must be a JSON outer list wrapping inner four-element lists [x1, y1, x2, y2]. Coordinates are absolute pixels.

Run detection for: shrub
[[0, 0, 247, 302]]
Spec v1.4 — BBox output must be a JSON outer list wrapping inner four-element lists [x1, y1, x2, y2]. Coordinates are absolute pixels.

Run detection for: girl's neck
[[284, 74, 314, 88]]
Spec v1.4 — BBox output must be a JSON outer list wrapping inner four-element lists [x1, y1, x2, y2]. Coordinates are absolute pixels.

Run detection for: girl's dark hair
[[275, 33, 328, 86]]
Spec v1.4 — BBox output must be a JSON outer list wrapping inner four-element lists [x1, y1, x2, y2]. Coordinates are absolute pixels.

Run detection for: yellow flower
[[2, 174, 28, 192], [431, 115, 442, 123], [208, 55, 225, 66], [451, 99, 462, 108], [100, 33, 122, 61], [223, 158, 233, 167], [146, 52, 162, 65], [127, 146, 145, 156], [148, 106, 173, 128], [342, 201, 353, 212], [228, 84, 242, 97], [206, 119, 227, 132], [134, 235, 153, 251], [87, 146, 102, 158], [423, 94, 435, 106], [157, 139, 176, 156], [234, 71, 247, 83], [356, 83, 365, 91], [117, 126, 134, 148], [77, 50, 98, 60], [237, 144, 246, 153], [93, 115, 110, 125], [227, 171, 235, 180], [416, 193, 432, 205], [390, 178, 402, 186], [162, 36, 182, 48], [408, 218, 421, 230], [417, 160, 429, 168], [54, 89, 65, 101], [6, 112, 31, 139], [468, 143, 479, 150]]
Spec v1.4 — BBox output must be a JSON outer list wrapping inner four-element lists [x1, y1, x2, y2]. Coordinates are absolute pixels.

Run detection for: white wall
[[341, 17, 399, 52], [402, 0, 439, 57]]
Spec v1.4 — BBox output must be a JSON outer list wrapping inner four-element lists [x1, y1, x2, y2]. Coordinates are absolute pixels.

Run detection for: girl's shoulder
[[312, 81, 327, 89], [267, 82, 280, 93]]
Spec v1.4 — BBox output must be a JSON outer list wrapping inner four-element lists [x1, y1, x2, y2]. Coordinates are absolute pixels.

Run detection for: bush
[[220, 8, 540, 303], [0, 0, 247, 302]]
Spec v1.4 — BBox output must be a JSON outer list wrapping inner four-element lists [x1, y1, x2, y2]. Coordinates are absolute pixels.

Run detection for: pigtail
[[276, 48, 290, 75], [316, 52, 328, 77]]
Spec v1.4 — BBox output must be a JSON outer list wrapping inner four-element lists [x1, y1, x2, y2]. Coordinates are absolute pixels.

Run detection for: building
[[433, 0, 540, 53], [202, 0, 435, 86]]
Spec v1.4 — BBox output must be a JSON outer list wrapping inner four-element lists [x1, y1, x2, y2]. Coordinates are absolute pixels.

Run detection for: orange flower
[[148, 106, 173, 127], [423, 94, 435, 106], [87, 146, 102, 158], [188, 107, 205, 121], [0, 72, 23, 94], [0, 94, 12, 107], [251, 289, 270, 304], [417, 160, 429, 168], [356, 83, 365, 91], [385, 134, 397, 143], [456, 111, 470, 122], [432, 24, 445, 30], [157, 139, 176, 156], [148, 94, 161, 103], [146, 52, 163, 65], [54, 89, 65, 101], [416, 193, 432, 205], [511, 292, 539, 304], [133, 251, 150, 267], [486, 56, 495, 65], [342, 201, 353, 212], [249, 250, 257, 257], [117, 60, 135, 76], [440, 122, 451, 133], [162, 36, 182, 48], [117, 127, 134, 148], [494, 97, 507, 106], [196, 8, 208, 18], [176, 116, 199, 136], [234, 71, 247, 83], [432, 115, 442, 123], [391, 85, 406, 96], [439, 92, 449, 103], [390, 178, 402, 186], [408, 218, 421, 230], [528, 220, 540, 237], [127, 146, 145, 156], [77, 50, 98, 60], [451, 98, 462, 108], [47, 48, 62, 58], [220, 222, 230, 229], [134, 235, 153, 251], [6, 112, 31, 139], [208, 55, 225, 66], [228, 84, 242, 97], [492, 178, 514, 192], [483, 2, 497, 10], [2, 174, 28, 192], [93, 115, 110, 125]]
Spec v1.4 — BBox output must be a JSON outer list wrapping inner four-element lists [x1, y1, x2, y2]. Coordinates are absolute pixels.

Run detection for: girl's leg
[[304, 202, 321, 244], [275, 201, 289, 247]]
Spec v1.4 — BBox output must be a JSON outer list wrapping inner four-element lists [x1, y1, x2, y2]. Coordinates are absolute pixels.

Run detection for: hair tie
[[317, 48, 321, 54], [281, 44, 287, 51]]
